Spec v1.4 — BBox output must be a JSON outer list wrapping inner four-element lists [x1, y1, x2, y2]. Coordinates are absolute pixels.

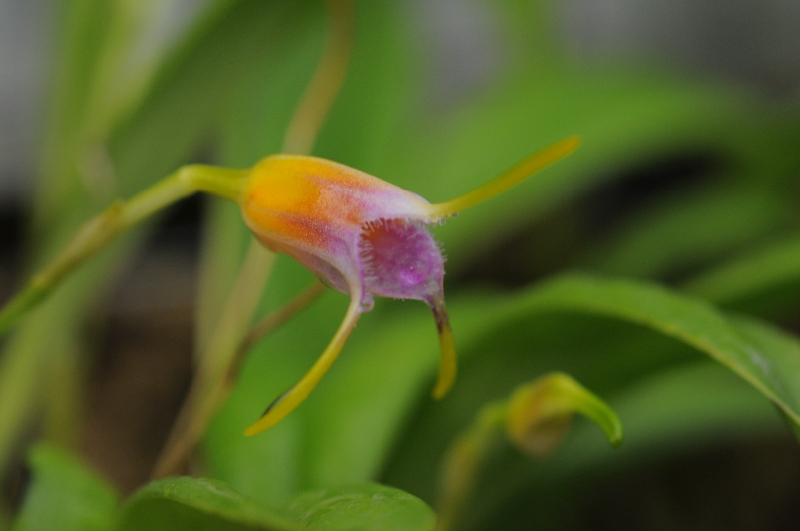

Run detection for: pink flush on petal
[[360, 218, 444, 302], [240, 137, 580, 435]]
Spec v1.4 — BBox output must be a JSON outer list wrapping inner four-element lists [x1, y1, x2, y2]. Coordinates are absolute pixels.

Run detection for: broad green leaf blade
[[11, 444, 117, 531], [118, 477, 296, 531], [283, 483, 436, 531], [218, 274, 800, 497], [119, 477, 434, 531], [517, 275, 800, 428], [552, 362, 784, 479]]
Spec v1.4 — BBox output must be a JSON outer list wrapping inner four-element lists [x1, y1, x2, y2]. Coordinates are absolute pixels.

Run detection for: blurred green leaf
[[197, 0, 327, 347], [339, 274, 800, 492], [118, 477, 295, 531], [2, 0, 297, 478], [0, 0, 176, 472], [11, 444, 117, 531], [684, 234, 800, 307], [308, 3, 800, 275], [283, 483, 436, 531], [212, 273, 800, 503], [583, 183, 798, 279], [110, 0, 321, 194], [508, 275, 800, 428]]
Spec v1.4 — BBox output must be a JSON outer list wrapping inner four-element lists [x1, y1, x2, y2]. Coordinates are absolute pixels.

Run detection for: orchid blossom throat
[[239, 136, 580, 435]]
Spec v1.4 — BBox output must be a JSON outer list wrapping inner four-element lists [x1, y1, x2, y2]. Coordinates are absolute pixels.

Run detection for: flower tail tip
[[243, 296, 363, 436], [243, 390, 291, 436], [426, 135, 581, 219], [431, 294, 457, 399]]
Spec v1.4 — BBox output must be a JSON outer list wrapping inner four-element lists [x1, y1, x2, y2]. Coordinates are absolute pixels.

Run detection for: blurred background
[[2, 1, 800, 529], [4, 0, 800, 200]]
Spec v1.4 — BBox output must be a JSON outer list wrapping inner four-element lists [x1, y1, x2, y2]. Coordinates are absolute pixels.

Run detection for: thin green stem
[[152, 279, 326, 478], [435, 374, 622, 531], [281, 0, 355, 154], [0, 165, 247, 339], [152, 243, 276, 478], [237, 280, 327, 359], [435, 403, 506, 531]]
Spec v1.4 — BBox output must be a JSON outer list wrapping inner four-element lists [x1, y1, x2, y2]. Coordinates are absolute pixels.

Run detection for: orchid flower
[[239, 136, 580, 435], [0, 136, 579, 436]]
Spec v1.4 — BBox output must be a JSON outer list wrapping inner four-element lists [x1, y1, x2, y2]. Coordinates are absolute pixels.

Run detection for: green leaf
[[110, 0, 321, 194], [283, 483, 436, 531], [684, 234, 800, 306], [11, 444, 118, 531], [118, 477, 435, 531], [380, 66, 800, 272], [117, 477, 296, 531], [378, 276, 800, 510], [583, 183, 798, 279], [513, 275, 800, 428]]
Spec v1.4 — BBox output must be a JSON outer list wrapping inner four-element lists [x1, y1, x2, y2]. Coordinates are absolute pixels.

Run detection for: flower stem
[[0, 165, 247, 339], [435, 403, 506, 531], [435, 373, 622, 531], [152, 242, 275, 478], [149, 279, 327, 477], [281, 0, 355, 155]]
